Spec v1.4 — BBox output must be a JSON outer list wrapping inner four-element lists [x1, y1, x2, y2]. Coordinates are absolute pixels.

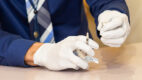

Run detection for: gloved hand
[[33, 36, 99, 71], [97, 10, 131, 47]]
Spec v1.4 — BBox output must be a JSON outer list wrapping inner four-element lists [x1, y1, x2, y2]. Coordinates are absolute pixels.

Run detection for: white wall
[[125, 0, 142, 44]]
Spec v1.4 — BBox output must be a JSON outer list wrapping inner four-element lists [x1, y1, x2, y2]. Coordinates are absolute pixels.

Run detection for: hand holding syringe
[[73, 32, 99, 64], [33, 32, 98, 70]]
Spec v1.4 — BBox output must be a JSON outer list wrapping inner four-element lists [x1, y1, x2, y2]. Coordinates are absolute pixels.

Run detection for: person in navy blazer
[[0, 0, 130, 70]]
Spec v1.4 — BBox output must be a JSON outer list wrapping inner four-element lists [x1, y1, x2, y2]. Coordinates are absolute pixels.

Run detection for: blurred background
[[83, 0, 142, 47]]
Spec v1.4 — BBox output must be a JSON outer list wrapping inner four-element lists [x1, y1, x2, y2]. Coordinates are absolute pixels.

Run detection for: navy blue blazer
[[0, 0, 129, 67]]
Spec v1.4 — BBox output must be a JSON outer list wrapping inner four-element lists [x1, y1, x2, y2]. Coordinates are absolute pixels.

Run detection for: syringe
[[73, 32, 99, 64]]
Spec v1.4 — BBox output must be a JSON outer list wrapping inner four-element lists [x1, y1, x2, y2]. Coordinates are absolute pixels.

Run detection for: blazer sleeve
[[0, 23, 35, 67], [86, 0, 130, 37]]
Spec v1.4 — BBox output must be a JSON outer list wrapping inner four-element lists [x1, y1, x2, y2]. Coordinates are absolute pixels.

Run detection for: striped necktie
[[25, 0, 55, 43]]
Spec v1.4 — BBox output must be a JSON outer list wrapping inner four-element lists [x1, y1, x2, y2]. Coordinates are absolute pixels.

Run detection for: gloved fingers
[[98, 10, 117, 31], [123, 17, 131, 36], [100, 27, 126, 39], [101, 37, 127, 46], [59, 60, 80, 70], [101, 18, 123, 32], [97, 21, 103, 31], [97, 19, 110, 31], [66, 62, 80, 70], [88, 38, 99, 49], [77, 36, 99, 49], [75, 41, 95, 56], [100, 16, 130, 44], [68, 51, 88, 69]]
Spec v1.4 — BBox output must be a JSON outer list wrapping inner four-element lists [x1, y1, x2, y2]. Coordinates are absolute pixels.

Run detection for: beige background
[[84, 0, 142, 47]]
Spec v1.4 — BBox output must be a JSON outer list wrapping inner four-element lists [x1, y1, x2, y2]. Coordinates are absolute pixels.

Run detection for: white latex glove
[[33, 36, 99, 71], [97, 10, 131, 47]]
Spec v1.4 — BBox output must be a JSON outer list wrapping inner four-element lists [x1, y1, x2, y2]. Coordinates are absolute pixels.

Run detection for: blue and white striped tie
[[25, 0, 55, 43]]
